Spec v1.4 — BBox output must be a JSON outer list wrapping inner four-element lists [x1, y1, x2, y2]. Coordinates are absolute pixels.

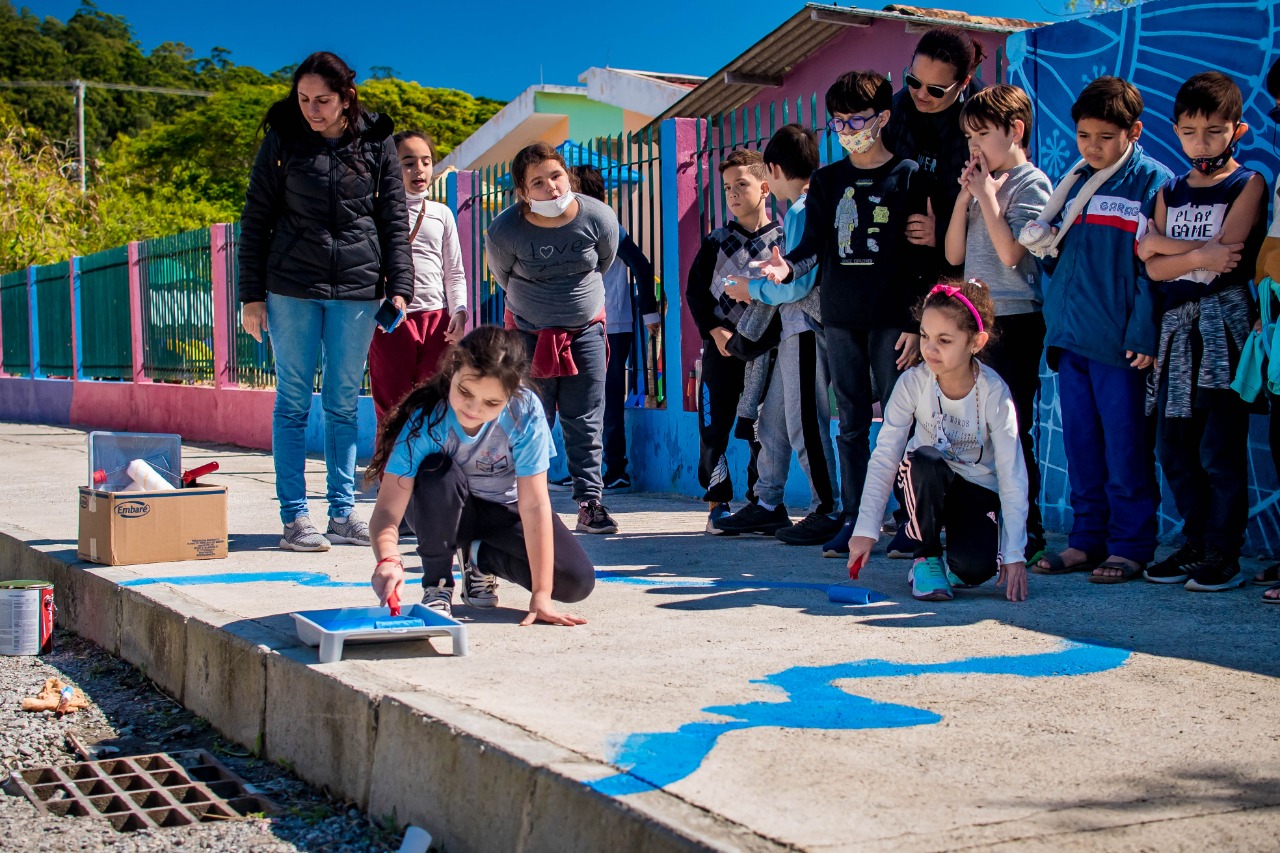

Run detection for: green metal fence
[[78, 246, 133, 380], [224, 222, 277, 388], [138, 228, 215, 383], [33, 261, 74, 377], [0, 270, 31, 376]]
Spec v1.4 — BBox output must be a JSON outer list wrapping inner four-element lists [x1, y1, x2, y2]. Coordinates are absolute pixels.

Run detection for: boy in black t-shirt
[[756, 71, 934, 556]]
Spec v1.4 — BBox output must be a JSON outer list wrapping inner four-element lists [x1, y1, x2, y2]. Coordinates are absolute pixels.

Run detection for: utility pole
[[0, 79, 212, 192]]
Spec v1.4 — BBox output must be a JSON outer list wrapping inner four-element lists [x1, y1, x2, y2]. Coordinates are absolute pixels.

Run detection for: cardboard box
[[78, 485, 229, 566]]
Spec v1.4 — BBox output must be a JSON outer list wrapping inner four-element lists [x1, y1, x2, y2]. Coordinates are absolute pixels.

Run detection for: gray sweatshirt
[[485, 194, 619, 330], [961, 162, 1052, 316]]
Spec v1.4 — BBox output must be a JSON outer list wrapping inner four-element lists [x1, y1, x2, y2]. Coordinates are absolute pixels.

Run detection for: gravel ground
[[0, 631, 404, 852]]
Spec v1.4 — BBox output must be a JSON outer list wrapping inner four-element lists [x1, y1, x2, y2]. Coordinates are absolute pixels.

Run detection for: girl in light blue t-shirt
[[367, 326, 594, 625]]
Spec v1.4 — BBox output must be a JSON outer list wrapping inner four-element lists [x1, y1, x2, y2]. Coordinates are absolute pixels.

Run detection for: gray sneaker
[[280, 515, 331, 552], [422, 579, 453, 618], [457, 543, 499, 608], [326, 511, 371, 546]]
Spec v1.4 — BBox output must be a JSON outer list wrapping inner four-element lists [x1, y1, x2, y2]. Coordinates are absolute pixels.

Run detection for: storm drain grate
[[5, 750, 276, 831]]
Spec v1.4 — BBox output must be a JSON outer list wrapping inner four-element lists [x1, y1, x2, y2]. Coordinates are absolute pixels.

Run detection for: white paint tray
[[291, 604, 468, 662]]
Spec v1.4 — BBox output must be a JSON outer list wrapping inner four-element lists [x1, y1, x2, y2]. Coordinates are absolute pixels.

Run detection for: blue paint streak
[[120, 569, 887, 602], [588, 641, 1130, 796]]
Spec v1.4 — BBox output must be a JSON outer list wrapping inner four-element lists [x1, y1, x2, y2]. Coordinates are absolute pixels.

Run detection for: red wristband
[[376, 556, 403, 568]]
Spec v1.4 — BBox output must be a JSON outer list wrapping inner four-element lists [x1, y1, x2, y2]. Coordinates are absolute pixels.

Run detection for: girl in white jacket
[[846, 278, 1029, 602]]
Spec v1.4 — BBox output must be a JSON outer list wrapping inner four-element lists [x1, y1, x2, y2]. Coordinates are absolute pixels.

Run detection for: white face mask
[[528, 192, 575, 217]]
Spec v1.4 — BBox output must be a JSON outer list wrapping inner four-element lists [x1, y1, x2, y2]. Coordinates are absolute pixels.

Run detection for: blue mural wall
[[1005, 0, 1280, 557]]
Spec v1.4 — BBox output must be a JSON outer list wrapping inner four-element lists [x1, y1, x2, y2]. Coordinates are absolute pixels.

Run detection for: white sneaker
[[280, 515, 331, 552], [326, 511, 371, 546], [421, 580, 453, 618], [457, 542, 499, 608]]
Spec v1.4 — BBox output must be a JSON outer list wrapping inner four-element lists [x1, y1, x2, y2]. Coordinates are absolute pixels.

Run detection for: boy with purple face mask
[[754, 70, 935, 556]]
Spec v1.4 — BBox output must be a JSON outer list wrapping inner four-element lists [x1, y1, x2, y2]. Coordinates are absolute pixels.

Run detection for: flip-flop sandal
[[1089, 560, 1145, 584], [1031, 549, 1102, 575], [1263, 582, 1280, 603], [1251, 563, 1280, 586]]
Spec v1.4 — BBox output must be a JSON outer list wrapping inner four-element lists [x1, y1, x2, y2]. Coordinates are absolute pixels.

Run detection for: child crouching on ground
[[845, 279, 1029, 602], [367, 326, 594, 626]]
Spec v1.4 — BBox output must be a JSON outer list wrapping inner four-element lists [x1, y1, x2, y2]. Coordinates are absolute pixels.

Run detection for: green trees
[[0, 0, 502, 269]]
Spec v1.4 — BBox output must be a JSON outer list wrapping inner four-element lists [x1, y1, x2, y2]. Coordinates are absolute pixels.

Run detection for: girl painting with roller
[[366, 326, 594, 626]]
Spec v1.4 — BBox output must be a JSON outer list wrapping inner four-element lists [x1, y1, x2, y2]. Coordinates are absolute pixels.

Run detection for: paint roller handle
[[181, 461, 220, 485], [387, 590, 401, 617], [848, 554, 865, 581]]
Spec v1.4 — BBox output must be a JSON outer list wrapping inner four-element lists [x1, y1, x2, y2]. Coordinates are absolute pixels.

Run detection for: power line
[[0, 78, 213, 192]]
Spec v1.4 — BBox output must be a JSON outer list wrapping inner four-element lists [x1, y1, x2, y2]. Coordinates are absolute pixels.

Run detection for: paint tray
[[87, 431, 182, 491], [291, 604, 468, 662]]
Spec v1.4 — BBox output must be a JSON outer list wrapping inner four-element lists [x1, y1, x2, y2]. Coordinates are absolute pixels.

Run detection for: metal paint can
[[0, 581, 55, 655]]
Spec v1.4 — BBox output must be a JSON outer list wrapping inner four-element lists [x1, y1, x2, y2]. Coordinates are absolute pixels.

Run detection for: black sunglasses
[[903, 69, 960, 100]]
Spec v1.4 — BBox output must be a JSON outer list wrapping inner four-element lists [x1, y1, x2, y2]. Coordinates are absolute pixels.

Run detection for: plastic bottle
[[123, 458, 176, 492]]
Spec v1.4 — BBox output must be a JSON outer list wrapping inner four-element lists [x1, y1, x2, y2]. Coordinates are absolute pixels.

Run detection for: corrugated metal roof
[[652, 3, 1037, 125]]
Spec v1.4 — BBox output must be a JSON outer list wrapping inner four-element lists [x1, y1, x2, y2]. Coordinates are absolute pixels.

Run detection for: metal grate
[[6, 749, 276, 832]]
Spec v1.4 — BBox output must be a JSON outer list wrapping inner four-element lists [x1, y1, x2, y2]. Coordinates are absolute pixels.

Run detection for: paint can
[[0, 581, 55, 655]]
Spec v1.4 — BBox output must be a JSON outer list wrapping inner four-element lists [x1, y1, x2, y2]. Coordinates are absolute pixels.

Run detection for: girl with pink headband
[[845, 278, 1030, 602]]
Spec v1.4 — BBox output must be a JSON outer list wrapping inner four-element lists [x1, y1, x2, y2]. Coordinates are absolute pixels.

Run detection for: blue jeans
[[1057, 350, 1159, 563], [267, 293, 377, 525]]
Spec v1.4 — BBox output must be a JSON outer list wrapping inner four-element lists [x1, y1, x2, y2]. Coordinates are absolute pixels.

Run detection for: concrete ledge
[[183, 614, 273, 753], [368, 691, 789, 853], [119, 586, 189, 701]]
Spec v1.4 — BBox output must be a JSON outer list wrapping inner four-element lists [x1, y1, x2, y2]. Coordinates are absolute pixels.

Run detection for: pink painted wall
[[671, 118, 708, 412], [738, 21, 1010, 122], [70, 382, 276, 449]]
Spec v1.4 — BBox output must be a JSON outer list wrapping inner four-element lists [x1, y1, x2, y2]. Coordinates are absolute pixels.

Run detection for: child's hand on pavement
[[521, 592, 587, 627], [997, 560, 1028, 601], [751, 246, 791, 283], [722, 275, 753, 303], [847, 536, 876, 574]]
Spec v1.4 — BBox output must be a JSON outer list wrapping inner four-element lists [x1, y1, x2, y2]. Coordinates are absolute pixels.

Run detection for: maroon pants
[[368, 309, 450, 424]]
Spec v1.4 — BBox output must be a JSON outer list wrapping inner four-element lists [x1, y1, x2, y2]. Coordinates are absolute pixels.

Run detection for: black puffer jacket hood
[[237, 100, 413, 304]]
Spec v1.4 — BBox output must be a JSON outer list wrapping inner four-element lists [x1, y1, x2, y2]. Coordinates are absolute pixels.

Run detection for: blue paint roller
[[826, 585, 884, 605], [375, 590, 425, 629]]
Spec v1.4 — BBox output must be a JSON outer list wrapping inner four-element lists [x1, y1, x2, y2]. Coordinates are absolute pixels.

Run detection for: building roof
[[653, 3, 1041, 124]]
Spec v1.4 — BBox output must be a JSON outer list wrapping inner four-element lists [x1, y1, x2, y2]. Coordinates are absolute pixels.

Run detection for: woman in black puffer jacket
[[238, 51, 413, 553]]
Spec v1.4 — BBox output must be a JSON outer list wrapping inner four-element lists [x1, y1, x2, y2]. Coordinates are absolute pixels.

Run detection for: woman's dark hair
[[394, 130, 437, 160], [365, 326, 531, 483], [914, 26, 986, 82], [262, 51, 360, 135], [571, 164, 607, 202], [511, 142, 578, 204], [913, 277, 998, 346]]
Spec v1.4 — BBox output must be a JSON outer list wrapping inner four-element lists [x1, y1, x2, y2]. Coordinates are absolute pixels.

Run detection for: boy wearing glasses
[[755, 71, 933, 556], [943, 84, 1052, 563], [686, 149, 781, 533]]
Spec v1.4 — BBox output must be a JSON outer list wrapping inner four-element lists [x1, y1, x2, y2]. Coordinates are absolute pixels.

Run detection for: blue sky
[[25, 0, 1086, 101]]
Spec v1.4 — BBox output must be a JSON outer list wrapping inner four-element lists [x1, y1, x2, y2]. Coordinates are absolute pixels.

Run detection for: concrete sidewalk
[[2, 421, 1278, 852]]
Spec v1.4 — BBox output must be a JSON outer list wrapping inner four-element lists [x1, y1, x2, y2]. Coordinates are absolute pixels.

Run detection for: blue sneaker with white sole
[[909, 556, 953, 601]]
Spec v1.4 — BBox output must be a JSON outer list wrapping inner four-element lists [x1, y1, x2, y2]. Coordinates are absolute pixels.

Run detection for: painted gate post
[[210, 224, 233, 389], [70, 257, 83, 381], [659, 117, 707, 412], [126, 242, 148, 384], [450, 169, 480, 332], [27, 266, 42, 379]]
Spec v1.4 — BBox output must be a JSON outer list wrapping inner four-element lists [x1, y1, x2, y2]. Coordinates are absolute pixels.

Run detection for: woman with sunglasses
[[883, 26, 990, 275]]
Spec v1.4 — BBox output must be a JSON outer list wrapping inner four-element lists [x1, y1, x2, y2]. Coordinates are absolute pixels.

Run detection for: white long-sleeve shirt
[[404, 192, 467, 316], [852, 362, 1029, 563]]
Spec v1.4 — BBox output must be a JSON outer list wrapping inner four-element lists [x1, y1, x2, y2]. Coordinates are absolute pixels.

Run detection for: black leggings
[[894, 446, 1002, 585], [407, 455, 595, 603]]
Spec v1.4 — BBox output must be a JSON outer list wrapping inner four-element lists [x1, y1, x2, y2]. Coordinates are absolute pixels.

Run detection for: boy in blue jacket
[[1022, 76, 1173, 583]]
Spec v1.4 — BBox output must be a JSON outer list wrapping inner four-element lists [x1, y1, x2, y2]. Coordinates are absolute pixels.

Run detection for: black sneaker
[[1184, 552, 1245, 592], [1144, 542, 1203, 584], [548, 475, 573, 492], [775, 512, 843, 546], [603, 474, 632, 493], [714, 503, 791, 535], [576, 499, 618, 534]]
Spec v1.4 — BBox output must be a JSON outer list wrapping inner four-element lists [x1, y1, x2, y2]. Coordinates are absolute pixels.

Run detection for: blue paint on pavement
[[587, 641, 1130, 796]]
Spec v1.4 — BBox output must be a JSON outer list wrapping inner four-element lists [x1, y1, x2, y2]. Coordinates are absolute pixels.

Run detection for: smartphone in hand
[[375, 299, 405, 334]]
